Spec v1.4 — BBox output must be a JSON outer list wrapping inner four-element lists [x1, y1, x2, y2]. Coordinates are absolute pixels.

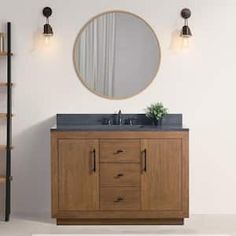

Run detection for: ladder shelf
[[0, 22, 13, 222]]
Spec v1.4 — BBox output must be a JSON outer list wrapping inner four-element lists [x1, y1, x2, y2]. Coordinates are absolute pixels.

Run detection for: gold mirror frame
[[73, 10, 161, 100]]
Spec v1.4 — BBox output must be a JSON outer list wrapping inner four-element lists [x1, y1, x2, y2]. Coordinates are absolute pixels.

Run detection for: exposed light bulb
[[44, 35, 50, 45], [181, 37, 191, 49]]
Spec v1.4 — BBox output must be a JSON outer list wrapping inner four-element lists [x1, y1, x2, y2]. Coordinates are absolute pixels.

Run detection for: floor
[[0, 215, 235, 236]]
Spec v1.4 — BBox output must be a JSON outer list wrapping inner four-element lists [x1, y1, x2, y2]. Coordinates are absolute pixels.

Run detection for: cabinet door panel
[[58, 139, 99, 211], [141, 139, 182, 211]]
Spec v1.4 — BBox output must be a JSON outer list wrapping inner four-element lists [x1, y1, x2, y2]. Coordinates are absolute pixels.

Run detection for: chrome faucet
[[117, 110, 122, 125]]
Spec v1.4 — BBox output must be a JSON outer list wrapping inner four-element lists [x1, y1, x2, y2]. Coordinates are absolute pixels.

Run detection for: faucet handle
[[103, 118, 112, 125], [129, 118, 134, 126], [108, 119, 112, 126], [126, 118, 135, 126]]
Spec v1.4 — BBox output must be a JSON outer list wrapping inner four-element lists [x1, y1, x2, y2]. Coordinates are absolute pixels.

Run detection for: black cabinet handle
[[143, 149, 147, 172], [114, 197, 124, 203], [114, 173, 124, 178], [92, 149, 96, 172], [114, 149, 124, 154]]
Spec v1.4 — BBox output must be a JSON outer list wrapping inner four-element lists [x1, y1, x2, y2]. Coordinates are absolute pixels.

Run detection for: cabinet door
[[141, 139, 183, 211], [58, 139, 99, 211]]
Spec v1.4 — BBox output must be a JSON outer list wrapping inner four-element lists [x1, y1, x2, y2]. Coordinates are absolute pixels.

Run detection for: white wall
[[1, 0, 236, 217]]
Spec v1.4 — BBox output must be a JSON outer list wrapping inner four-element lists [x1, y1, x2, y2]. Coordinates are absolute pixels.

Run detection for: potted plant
[[146, 102, 168, 126]]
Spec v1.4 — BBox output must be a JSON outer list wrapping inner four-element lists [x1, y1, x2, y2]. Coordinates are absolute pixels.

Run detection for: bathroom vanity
[[51, 9, 189, 226], [51, 114, 189, 225]]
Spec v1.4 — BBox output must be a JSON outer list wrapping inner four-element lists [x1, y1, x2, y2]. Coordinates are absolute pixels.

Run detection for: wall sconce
[[180, 8, 192, 38], [179, 8, 192, 49], [42, 7, 53, 44]]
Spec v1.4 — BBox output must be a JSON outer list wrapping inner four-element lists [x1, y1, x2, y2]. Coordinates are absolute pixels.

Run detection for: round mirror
[[73, 11, 161, 99]]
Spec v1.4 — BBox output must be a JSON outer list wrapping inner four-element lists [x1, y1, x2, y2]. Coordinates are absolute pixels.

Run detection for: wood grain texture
[[54, 210, 187, 219], [100, 187, 140, 210], [141, 139, 183, 211], [57, 139, 99, 211], [52, 131, 188, 139], [51, 132, 59, 217], [57, 218, 184, 225], [100, 139, 140, 163], [100, 163, 140, 187], [51, 131, 189, 223], [182, 132, 189, 216]]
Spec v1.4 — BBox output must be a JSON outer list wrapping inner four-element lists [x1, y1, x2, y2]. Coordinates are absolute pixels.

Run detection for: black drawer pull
[[114, 149, 124, 154], [114, 173, 124, 178], [92, 149, 96, 172], [142, 149, 147, 172], [114, 197, 124, 203]]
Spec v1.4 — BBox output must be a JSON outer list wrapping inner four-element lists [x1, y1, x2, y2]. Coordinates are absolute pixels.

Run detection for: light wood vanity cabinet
[[51, 131, 189, 225], [57, 139, 99, 211]]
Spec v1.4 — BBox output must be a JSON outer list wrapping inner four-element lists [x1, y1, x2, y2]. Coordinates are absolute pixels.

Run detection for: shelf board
[[0, 113, 7, 118], [0, 176, 6, 184], [0, 176, 13, 184], [0, 113, 13, 118], [0, 145, 6, 150], [0, 82, 13, 87], [0, 145, 13, 151], [0, 52, 13, 56]]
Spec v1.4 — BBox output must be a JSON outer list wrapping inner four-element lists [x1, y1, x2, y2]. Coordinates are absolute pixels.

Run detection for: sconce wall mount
[[180, 8, 192, 38], [43, 7, 53, 37]]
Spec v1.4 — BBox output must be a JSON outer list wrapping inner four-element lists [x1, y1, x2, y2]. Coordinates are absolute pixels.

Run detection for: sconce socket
[[43, 23, 53, 36], [181, 25, 192, 38]]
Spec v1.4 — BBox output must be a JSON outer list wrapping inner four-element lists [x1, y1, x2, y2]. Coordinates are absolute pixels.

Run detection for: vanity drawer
[[100, 139, 140, 163], [100, 187, 140, 210], [100, 163, 140, 187]]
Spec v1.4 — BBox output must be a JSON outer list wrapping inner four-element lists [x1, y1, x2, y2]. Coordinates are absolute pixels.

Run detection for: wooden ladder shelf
[[0, 82, 13, 87], [0, 22, 13, 222]]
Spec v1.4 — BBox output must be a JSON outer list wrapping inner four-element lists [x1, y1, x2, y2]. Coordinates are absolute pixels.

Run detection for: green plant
[[146, 102, 168, 121]]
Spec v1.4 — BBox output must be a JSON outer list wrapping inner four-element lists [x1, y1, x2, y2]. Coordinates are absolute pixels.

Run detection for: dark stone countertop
[[51, 113, 189, 131]]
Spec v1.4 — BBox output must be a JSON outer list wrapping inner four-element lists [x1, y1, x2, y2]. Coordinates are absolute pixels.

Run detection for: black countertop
[[51, 114, 189, 131]]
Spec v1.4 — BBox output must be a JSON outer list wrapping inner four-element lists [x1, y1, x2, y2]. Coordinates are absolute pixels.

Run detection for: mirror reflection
[[74, 11, 161, 99]]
